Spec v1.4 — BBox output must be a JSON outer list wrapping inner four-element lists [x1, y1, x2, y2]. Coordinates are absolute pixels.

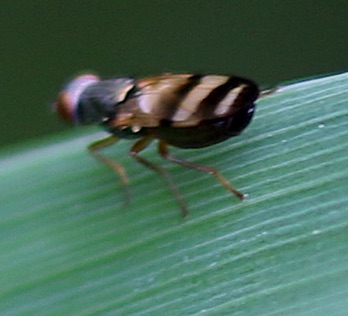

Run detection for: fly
[[55, 73, 270, 216]]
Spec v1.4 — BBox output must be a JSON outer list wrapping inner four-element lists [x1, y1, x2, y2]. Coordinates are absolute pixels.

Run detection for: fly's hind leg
[[88, 135, 130, 205], [158, 140, 246, 200], [130, 136, 188, 217]]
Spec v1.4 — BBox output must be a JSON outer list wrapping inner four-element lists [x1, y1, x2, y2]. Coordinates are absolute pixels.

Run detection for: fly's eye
[[55, 74, 100, 124]]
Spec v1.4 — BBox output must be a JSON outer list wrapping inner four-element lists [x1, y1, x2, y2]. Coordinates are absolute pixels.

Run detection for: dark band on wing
[[160, 74, 202, 126], [195, 76, 248, 119]]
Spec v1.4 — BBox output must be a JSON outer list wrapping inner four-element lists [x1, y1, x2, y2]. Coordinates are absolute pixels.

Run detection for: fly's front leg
[[88, 135, 130, 204], [130, 136, 188, 217], [158, 140, 246, 200]]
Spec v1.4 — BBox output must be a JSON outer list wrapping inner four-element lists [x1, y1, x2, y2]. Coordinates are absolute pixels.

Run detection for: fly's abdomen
[[152, 104, 254, 149], [142, 74, 259, 148]]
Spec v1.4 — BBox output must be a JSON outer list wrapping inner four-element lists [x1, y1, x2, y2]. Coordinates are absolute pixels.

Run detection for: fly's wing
[[115, 74, 259, 128]]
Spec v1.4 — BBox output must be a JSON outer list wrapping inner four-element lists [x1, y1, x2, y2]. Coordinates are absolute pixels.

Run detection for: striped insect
[[56, 73, 262, 216]]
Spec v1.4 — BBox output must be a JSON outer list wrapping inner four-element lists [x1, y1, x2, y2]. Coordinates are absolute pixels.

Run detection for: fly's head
[[55, 74, 135, 125]]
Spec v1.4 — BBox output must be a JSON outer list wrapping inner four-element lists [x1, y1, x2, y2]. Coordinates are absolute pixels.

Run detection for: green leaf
[[1, 73, 348, 315]]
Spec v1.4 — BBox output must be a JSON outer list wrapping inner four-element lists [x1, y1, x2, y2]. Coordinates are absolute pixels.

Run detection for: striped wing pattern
[[134, 74, 258, 127]]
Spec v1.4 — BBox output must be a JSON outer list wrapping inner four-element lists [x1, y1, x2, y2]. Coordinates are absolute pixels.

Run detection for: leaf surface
[[1, 73, 348, 315]]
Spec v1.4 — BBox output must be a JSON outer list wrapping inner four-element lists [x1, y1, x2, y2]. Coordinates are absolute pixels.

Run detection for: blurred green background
[[1, 0, 347, 147]]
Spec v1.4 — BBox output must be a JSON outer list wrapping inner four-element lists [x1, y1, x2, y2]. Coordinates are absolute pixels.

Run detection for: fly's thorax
[[103, 98, 146, 139], [76, 78, 136, 124]]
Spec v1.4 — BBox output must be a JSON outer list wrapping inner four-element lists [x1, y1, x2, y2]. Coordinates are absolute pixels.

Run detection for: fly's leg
[[158, 140, 246, 200], [88, 136, 130, 205], [130, 136, 188, 217]]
